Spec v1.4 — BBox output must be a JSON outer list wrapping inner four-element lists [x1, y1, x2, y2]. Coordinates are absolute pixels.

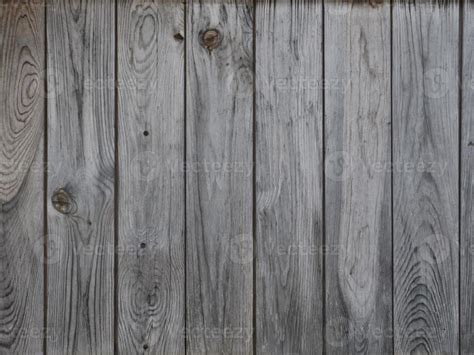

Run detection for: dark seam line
[[458, 0, 464, 353], [114, 0, 119, 353], [184, 0, 188, 354], [43, 1, 48, 353], [252, 1, 257, 354], [390, 0, 395, 352], [321, 1, 326, 354]]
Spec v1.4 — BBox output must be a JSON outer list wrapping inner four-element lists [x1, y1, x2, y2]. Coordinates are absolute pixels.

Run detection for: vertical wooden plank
[[0, 0, 44, 352], [47, 0, 114, 353], [255, 1, 323, 353], [117, 0, 185, 353], [393, 1, 459, 353], [186, 0, 253, 353], [324, 1, 392, 353], [461, 1, 474, 351]]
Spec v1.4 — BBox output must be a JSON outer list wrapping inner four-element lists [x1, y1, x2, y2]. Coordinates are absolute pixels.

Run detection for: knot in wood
[[201, 29, 220, 50], [369, 0, 383, 6], [52, 188, 73, 215]]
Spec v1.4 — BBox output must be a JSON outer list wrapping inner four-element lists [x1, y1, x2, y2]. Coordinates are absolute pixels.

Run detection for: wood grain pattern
[[186, 1, 253, 353], [47, 0, 115, 353], [117, 0, 185, 353], [324, 1, 392, 353], [255, 1, 323, 353], [393, 1, 459, 353], [461, 1, 474, 351], [0, 1, 44, 352]]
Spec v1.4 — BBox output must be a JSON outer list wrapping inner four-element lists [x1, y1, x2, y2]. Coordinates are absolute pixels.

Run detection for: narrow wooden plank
[[0, 1, 44, 352], [47, 1, 115, 353], [461, 1, 474, 351], [255, 1, 323, 353], [117, 0, 185, 353], [324, 1, 392, 353], [393, 1, 459, 353], [186, 0, 253, 353]]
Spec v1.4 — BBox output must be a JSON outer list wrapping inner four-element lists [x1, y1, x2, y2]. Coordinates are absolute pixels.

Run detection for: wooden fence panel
[[255, 1, 323, 353], [324, 1, 392, 353], [393, 1, 459, 353], [0, 1, 471, 353], [186, 0, 254, 353], [461, 0, 474, 351], [117, 0, 185, 353], [47, 1, 115, 353], [0, 1, 45, 353]]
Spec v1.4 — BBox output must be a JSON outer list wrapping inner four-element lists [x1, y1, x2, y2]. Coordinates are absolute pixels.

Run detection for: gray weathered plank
[[255, 1, 323, 353], [186, 0, 254, 353], [0, 1, 44, 352], [324, 1, 392, 353], [393, 1, 459, 353], [47, 0, 115, 353], [117, 0, 185, 353], [461, 0, 474, 351]]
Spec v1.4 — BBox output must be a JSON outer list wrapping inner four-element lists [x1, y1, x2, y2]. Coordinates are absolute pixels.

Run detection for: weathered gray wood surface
[[117, 0, 185, 354], [255, 1, 323, 353], [393, 1, 459, 353], [0, 0, 472, 353], [461, 0, 474, 352], [186, 0, 254, 353], [47, 0, 115, 353], [324, 1, 392, 354], [0, 1, 44, 353]]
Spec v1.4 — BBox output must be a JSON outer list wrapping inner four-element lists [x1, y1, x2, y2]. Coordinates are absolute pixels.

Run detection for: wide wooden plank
[[324, 1, 392, 353], [393, 1, 459, 353], [461, 1, 474, 351], [0, 1, 44, 352], [255, 1, 323, 353], [186, 0, 253, 353], [47, 1, 115, 353], [117, 0, 185, 353]]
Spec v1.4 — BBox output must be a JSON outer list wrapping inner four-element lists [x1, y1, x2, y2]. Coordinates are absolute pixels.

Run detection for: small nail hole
[[140, 243, 146, 249], [143, 344, 149, 350], [143, 130, 149, 137]]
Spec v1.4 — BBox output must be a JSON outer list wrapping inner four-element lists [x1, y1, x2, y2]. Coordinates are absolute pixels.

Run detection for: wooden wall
[[0, 0, 471, 354]]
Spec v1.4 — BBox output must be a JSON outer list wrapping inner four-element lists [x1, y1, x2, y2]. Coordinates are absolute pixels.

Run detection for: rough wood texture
[[324, 1, 392, 353], [0, 1, 44, 353], [47, 0, 115, 353], [255, 1, 323, 353], [186, 0, 253, 353], [461, 1, 474, 351], [393, 1, 459, 353], [117, 0, 185, 353]]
